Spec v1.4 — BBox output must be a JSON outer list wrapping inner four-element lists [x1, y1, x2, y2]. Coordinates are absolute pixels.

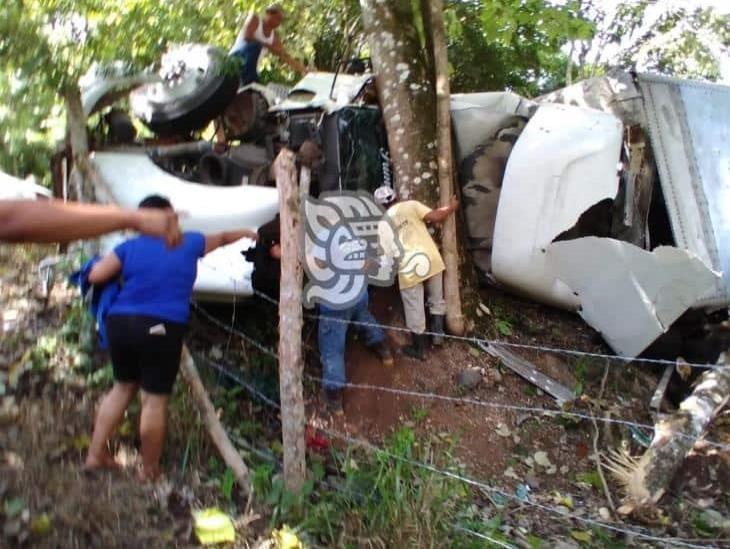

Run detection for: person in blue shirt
[[84, 195, 257, 482]]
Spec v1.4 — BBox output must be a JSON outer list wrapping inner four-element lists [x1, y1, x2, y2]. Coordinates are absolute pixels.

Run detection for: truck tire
[[131, 44, 239, 137]]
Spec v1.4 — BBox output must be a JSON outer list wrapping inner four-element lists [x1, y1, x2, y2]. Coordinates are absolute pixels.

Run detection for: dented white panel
[[548, 237, 721, 357], [92, 152, 279, 299], [638, 74, 730, 307], [491, 102, 623, 309]]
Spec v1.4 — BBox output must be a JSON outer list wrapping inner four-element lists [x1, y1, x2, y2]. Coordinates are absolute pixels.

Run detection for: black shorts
[[106, 314, 187, 395]]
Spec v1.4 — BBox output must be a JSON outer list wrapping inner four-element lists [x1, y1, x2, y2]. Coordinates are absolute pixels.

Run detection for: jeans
[[319, 292, 385, 391], [230, 41, 262, 86]]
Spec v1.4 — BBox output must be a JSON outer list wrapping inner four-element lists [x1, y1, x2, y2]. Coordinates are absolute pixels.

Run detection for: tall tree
[[566, 1, 729, 83], [359, 0, 438, 203], [429, 0, 464, 336]]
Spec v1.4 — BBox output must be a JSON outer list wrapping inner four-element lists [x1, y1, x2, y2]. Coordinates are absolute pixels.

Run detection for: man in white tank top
[[229, 4, 307, 85]]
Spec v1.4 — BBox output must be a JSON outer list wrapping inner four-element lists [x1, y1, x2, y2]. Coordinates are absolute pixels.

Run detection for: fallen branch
[[590, 361, 616, 514], [179, 346, 251, 496], [605, 361, 730, 515]]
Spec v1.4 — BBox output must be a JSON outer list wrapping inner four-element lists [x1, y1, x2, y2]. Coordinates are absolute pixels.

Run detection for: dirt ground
[[2, 245, 729, 546]]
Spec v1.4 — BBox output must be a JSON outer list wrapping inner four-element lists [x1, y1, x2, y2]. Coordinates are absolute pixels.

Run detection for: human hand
[[132, 209, 182, 247], [449, 195, 459, 210]]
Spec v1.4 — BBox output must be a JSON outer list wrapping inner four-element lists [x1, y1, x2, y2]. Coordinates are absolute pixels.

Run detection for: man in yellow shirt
[[374, 186, 459, 360]]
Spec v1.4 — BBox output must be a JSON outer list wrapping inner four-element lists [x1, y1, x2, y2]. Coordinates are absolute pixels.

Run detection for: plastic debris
[[273, 525, 304, 548], [192, 508, 235, 545]]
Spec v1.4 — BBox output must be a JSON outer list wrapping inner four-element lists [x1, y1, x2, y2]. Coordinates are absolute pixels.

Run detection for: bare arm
[[0, 199, 182, 246], [269, 35, 307, 74], [88, 252, 122, 285], [204, 229, 258, 255], [243, 14, 258, 41], [423, 196, 459, 224]]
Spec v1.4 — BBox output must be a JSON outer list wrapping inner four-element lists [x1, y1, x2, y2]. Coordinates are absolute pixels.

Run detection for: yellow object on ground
[[272, 525, 303, 549], [192, 508, 236, 545]]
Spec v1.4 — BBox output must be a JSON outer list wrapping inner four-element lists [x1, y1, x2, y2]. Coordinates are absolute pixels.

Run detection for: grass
[[249, 427, 511, 548]]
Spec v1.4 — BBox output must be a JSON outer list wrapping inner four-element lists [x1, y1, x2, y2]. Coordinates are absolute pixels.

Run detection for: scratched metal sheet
[[638, 73, 730, 307]]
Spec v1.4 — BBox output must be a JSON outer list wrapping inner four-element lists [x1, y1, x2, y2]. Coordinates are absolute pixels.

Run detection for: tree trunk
[[180, 347, 251, 495], [428, 0, 465, 336], [275, 149, 307, 492], [360, 0, 438, 203], [605, 363, 730, 515], [64, 86, 94, 203]]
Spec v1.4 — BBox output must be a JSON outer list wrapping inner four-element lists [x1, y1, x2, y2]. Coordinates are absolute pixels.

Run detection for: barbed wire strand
[[191, 306, 730, 452], [317, 427, 715, 549], [193, 353, 522, 548], [452, 526, 517, 549], [249, 288, 725, 372], [192, 355, 717, 549]]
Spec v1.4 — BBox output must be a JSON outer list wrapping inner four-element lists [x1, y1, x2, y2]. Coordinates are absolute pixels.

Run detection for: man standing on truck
[[229, 4, 307, 86], [374, 186, 459, 361]]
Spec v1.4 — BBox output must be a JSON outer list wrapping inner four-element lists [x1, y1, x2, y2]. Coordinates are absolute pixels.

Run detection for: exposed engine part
[[199, 144, 271, 187], [105, 109, 137, 145], [221, 88, 271, 142], [148, 141, 213, 158]]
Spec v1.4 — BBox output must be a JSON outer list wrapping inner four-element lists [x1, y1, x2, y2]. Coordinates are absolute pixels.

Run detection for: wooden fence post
[[274, 149, 306, 491]]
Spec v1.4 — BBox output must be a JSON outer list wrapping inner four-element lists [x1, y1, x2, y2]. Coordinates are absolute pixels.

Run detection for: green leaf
[[571, 529, 592, 542], [3, 497, 25, 518]]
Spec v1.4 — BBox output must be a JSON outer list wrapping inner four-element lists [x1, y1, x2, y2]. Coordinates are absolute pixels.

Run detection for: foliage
[[0, 0, 358, 179], [252, 427, 509, 547], [566, 1, 729, 84], [442, 0, 593, 95]]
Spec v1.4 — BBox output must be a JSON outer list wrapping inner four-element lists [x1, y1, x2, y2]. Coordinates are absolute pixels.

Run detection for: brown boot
[[402, 333, 426, 361], [370, 341, 394, 366], [322, 388, 344, 416]]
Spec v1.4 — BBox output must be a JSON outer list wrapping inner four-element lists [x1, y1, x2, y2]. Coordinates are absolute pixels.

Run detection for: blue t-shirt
[[108, 232, 206, 324]]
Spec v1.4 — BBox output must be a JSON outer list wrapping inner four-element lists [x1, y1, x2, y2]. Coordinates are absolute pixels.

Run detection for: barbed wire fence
[[191, 297, 730, 452], [189, 350, 724, 549], [188, 291, 729, 548]]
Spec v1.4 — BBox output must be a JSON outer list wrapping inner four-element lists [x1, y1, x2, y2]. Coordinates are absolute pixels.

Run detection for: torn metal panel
[[0, 170, 52, 200], [537, 68, 645, 127], [650, 365, 674, 412], [450, 92, 536, 277], [547, 237, 721, 357], [450, 92, 535, 161], [638, 74, 730, 307], [491, 102, 624, 309], [91, 151, 279, 299], [477, 341, 575, 404], [269, 72, 372, 113]]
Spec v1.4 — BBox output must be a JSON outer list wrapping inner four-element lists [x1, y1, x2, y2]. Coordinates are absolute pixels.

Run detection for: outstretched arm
[[0, 199, 181, 246], [268, 35, 308, 74], [88, 252, 122, 285], [204, 229, 258, 255], [423, 196, 459, 224]]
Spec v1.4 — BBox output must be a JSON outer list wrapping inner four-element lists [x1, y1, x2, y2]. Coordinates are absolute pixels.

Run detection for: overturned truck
[[456, 69, 729, 360], [60, 45, 729, 361]]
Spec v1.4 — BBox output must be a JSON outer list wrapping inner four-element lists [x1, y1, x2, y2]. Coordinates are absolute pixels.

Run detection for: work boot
[[322, 388, 344, 416], [370, 341, 394, 366], [431, 314, 445, 346], [402, 333, 426, 361]]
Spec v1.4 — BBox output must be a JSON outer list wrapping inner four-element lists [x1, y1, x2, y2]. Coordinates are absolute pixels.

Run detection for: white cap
[[374, 186, 396, 206]]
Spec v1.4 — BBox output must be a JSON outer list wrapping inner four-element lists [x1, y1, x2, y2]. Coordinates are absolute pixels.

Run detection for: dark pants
[[318, 293, 385, 391], [106, 314, 186, 395], [230, 41, 263, 86]]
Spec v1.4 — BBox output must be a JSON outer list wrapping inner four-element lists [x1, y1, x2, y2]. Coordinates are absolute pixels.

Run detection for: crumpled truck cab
[[453, 70, 729, 358]]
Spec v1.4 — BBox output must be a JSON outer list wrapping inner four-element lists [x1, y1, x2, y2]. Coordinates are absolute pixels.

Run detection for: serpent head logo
[[303, 191, 402, 309]]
